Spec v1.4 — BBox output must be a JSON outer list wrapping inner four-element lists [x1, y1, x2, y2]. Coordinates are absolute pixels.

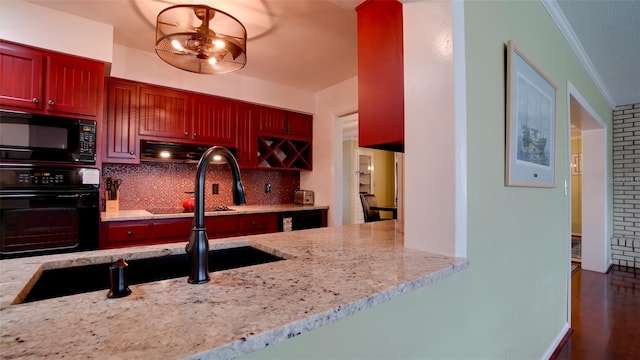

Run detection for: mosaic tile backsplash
[[102, 163, 300, 211]]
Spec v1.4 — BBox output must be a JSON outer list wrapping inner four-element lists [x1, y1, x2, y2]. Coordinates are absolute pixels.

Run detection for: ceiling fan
[[155, 4, 247, 74]]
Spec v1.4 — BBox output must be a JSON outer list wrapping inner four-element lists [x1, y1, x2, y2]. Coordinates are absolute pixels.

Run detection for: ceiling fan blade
[[157, 20, 196, 33]]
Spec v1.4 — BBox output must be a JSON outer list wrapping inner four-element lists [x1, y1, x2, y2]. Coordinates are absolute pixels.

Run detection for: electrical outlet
[[265, 183, 272, 194], [212, 183, 219, 194]]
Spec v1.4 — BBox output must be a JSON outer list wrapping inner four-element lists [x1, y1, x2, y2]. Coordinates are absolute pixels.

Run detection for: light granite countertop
[[0, 220, 468, 359], [101, 204, 330, 222]]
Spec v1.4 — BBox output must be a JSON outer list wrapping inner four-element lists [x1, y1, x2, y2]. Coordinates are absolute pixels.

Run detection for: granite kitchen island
[[0, 220, 468, 359]]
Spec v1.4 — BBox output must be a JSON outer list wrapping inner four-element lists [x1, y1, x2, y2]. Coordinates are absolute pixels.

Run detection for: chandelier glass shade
[[155, 4, 247, 74]]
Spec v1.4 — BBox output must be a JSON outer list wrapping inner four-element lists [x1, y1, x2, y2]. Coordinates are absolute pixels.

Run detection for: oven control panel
[[0, 167, 99, 189], [19, 170, 65, 185]]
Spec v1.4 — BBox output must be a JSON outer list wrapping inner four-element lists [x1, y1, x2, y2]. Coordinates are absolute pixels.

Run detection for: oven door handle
[[0, 193, 87, 199]]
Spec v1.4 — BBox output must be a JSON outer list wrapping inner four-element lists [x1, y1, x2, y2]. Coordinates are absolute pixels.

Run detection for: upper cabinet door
[[139, 85, 190, 139], [258, 107, 288, 136], [0, 41, 44, 110], [46, 53, 104, 117], [258, 106, 312, 140], [0, 40, 104, 118], [286, 112, 312, 139], [357, 0, 404, 152], [104, 79, 139, 163], [192, 94, 236, 146], [236, 102, 258, 168]]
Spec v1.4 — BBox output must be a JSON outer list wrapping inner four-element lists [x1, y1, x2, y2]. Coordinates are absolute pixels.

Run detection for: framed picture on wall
[[505, 40, 557, 188]]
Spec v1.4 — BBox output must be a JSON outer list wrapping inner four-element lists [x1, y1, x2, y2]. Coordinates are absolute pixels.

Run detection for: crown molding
[[542, 0, 616, 109]]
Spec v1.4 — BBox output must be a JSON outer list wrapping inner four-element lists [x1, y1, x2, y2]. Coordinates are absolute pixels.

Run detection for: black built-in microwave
[[0, 110, 96, 164]]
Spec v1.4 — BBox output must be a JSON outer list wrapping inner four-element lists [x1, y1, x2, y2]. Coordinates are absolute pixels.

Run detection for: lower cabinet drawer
[[151, 219, 193, 243], [104, 223, 151, 246], [205, 216, 240, 238], [239, 213, 278, 235]]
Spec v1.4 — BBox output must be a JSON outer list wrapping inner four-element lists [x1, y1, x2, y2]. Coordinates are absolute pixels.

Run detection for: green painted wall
[[242, 1, 611, 358]]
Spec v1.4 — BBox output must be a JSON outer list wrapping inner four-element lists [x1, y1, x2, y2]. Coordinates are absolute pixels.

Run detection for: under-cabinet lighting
[[160, 151, 171, 159]]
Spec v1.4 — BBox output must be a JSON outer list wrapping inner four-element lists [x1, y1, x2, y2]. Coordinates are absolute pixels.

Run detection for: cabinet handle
[[32, 97, 39, 104], [184, 131, 189, 136], [48, 99, 55, 106], [129, 151, 135, 155], [192, 132, 197, 138], [252, 221, 257, 226], [127, 231, 133, 236]]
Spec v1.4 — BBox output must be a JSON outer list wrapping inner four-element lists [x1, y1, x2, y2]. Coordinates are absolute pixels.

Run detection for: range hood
[[140, 140, 234, 163]]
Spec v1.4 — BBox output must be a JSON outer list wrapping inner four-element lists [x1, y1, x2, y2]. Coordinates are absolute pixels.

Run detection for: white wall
[[110, 45, 315, 113], [0, 0, 113, 63], [404, 0, 461, 256], [307, 77, 358, 226]]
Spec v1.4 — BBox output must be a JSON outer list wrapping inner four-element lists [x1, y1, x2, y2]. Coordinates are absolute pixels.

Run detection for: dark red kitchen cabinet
[[151, 218, 193, 244], [104, 79, 139, 163], [238, 213, 279, 235], [205, 216, 241, 238], [139, 85, 190, 139], [257, 106, 313, 171], [192, 94, 236, 146], [258, 107, 312, 140], [0, 40, 104, 118], [0, 41, 44, 110], [258, 107, 288, 136], [101, 221, 151, 249], [46, 53, 104, 117], [236, 102, 259, 168], [286, 112, 313, 139], [356, 0, 404, 152]]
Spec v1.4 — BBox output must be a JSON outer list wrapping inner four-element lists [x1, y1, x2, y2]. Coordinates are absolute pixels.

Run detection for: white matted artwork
[[505, 40, 556, 188]]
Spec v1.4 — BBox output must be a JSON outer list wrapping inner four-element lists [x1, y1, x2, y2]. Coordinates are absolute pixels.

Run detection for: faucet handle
[[107, 259, 132, 298]]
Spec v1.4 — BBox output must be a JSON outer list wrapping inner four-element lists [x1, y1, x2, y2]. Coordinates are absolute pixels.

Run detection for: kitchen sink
[[21, 246, 283, 303]]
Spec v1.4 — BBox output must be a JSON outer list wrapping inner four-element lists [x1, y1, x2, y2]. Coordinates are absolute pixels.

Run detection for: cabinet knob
[[127, 231, 133, 236], [32, 97, 39, 104], [48, 99, 55, 106], [192, 132, 197, 138], [252, 221, 257, 226], [129, 151, 135, 155], [184, 131, 189, 136]]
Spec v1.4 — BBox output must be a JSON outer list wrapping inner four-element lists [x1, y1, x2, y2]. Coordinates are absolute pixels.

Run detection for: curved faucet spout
[[186, 146, 246, 284]]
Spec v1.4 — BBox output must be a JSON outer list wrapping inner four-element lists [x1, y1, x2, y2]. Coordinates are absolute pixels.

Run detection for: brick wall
[[611, 103, 640, 268]]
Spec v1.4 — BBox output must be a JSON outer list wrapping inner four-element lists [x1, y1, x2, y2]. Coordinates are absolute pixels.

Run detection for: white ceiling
[[554, 0, 640, 107], [26, 0, 640, 106]]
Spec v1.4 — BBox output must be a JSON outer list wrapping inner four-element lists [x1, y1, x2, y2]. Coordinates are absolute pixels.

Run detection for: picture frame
[[505, 40, 556, 187]]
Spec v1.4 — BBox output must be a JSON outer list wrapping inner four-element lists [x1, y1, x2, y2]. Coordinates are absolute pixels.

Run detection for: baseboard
[[605, 262, 614, 273], [543, 322, 571, 360]]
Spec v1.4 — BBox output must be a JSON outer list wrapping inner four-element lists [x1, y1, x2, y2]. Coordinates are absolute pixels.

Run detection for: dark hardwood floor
[[552, 266, 640, 359]]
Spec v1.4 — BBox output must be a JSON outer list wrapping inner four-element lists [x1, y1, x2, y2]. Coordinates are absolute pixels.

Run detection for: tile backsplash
[[102, 162, 300, 211]]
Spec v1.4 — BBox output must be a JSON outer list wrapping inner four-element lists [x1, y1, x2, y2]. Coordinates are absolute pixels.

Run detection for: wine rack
[[257, 136, 312, 170]]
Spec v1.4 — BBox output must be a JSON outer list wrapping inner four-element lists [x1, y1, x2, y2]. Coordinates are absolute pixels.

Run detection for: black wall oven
[[0, 110, 100, 258], [0, 166, 100, 259]]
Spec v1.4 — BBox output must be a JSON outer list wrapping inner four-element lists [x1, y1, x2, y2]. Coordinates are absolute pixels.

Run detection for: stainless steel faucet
[[186, 146, 246, 284]]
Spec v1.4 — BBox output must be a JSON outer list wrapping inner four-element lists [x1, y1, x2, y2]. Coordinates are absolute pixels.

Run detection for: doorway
[[354, 149, 374, 224], [570, 126, 582, 265], [568, 84, 609, 274], [339, 113, 398, 225]]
